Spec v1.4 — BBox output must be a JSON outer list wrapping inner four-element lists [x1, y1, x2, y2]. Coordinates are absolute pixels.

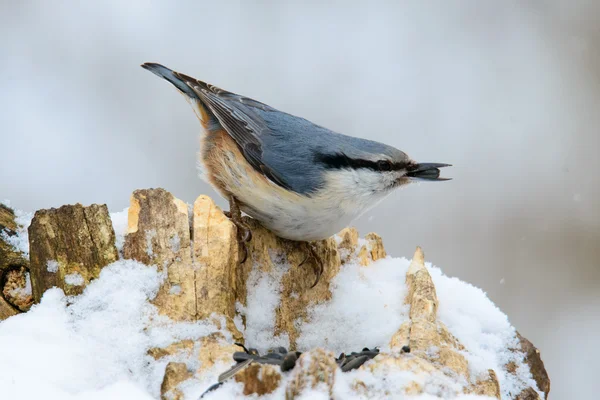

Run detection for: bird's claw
[[311, 257, 323, 288], [238, 242, 248, 264], [233, 225, 252, 263], [240, 227, 252, 243], [226, 195, 253, 264], [299, 242, 323, 288]]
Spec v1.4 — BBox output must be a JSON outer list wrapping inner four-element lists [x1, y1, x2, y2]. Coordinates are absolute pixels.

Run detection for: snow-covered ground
[[0, 207, 540, 399]]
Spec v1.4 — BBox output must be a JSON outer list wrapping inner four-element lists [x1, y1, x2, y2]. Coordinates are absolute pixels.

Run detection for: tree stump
[[123, 188, 196, 321], [28, 203, 118, 302]]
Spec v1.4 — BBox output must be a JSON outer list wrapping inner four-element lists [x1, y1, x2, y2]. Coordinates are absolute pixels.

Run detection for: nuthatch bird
[[142, 63, 450, 281]]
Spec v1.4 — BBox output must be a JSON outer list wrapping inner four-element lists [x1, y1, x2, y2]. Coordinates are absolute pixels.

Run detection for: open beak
[[406, 163, 452, 181]]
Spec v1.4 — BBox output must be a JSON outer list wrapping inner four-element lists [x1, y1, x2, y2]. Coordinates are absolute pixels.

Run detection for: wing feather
[[174, 72, 291, 189]]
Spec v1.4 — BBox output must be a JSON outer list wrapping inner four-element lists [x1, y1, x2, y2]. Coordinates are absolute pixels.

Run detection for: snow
[[64, 272, 85, 286], [47, 260, 59, 273], [0, 260, 221, 400], [145, 229, 157, 257], [239, 249, 291, 352], [0, 204, 540, 399], [297, 257, 409, 353], [0, 201, 33, 256], [110, 208, 129, 256], [429, 265, 541, 398], [170, 234, 181, 253]]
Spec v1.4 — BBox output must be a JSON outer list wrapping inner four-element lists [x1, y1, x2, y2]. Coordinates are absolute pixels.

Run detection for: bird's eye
[[377, 160, 392, 171]]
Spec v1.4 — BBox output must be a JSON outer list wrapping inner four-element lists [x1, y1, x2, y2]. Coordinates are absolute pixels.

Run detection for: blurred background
[[1, 1, 598, 398]]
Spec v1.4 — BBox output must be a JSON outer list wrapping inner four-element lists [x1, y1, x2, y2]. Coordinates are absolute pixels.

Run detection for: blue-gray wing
[[176, 72, 326, 194], [175, 72, 295, 190]]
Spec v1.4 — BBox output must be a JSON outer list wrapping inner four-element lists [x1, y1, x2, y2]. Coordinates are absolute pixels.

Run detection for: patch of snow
[[110, 208, 129, 256], [64, 273, 85, 286], [233, 302, 245, 335], [332, 365, 465, 399], [428, 264, 542, 399], [145, 229, 157, 257], [0, 206, 33, 256], [0, 260, 222, 399], [47, 260, 59, 273], [241, 249, 291, 352], [0, 202, 539, 399], [23, 272, 33, 296], [170, 234, 181, 253], [169, 285, 182, 295], [356, 237, 368, 249], [332, 234, 342, 246], [298, 257, 410, 353]]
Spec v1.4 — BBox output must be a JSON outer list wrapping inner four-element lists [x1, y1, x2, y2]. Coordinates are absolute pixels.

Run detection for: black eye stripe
[[377, 160, 392, 171], [315, 153, 407, 171]]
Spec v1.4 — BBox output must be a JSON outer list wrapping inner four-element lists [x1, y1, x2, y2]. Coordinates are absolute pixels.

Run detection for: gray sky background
[[1, 1, 598, 398]]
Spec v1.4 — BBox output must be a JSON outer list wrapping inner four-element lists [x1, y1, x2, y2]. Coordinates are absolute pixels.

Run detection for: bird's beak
[[406, 163, 452, 181]]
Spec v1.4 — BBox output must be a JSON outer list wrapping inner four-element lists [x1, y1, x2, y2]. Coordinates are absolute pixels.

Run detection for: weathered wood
[[193, 195, 242, 339], [7, 189, 549, 398], [160, 362, 192, 400], [0, 204, 30, 319], [390, 247, 470, 382], [235, 363, 281, 396], [0, 203, 18, 233], [123, 188, 196, 321], [2, 266, 33, 312], [28, 203, 118, 302], [516, 332, 550, 399], [0, 204, 28, 271], [286, 349, 336, 399], [0, 294, 17, 320]]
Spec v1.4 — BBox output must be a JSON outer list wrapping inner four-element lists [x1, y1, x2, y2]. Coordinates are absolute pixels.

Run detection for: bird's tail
[[141, 62, 199, 100], [142, 62, 221, 129]]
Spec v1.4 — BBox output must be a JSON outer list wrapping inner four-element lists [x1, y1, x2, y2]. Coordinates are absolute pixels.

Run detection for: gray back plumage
[[256, 109, 408, 194], [142, 63, 409, 195]]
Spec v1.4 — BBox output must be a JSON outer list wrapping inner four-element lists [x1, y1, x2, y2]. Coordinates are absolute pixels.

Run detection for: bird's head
[[314, 140, 451, 197]]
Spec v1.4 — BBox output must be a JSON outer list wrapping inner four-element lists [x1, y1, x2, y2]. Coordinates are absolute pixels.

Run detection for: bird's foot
[[226, 195, 252, 263], [299, 242, 323, 288], [234, 224, 252, 264]]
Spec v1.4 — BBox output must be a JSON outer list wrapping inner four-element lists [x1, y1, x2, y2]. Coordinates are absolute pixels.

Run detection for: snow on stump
[[0, 204, 32, 319], [28, 203, 118, 302], [124, 188, 196, 321], [195, 333, 240, 376], [389, 247, 470, 379], [239, 216, 343, 349], [378, 247, 548, 400], [513, 333, 551, 397], [286, 348, 337, 399], [235, 221, 386, 350], [3, 189, 550, 399], [337, 227, 386, 266], [2, 266, 32, 312]]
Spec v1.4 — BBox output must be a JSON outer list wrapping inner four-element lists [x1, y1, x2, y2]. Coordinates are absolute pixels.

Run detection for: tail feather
[[142, 62, 220, 129], [141, 62, 199, 99]]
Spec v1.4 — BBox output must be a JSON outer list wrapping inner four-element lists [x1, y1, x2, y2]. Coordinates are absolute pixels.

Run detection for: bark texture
[[28, 203, 118, 302]]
